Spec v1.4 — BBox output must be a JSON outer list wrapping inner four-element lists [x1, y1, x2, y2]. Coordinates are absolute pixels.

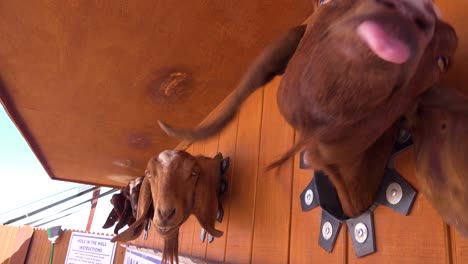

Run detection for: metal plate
[[300, 177, 319, 212], [346, 211, 376, 257], [319, 210, 342, 253], [376, 169, 417, 215]]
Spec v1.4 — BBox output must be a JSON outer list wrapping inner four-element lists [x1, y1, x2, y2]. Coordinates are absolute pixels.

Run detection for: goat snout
[[157, 207, 176, 222], [375, 0, 435, 34]]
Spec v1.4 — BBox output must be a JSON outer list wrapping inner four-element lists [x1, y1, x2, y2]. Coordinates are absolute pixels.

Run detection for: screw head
[[322, 221, 333, 240], [386, 182, 403, 205], [304, 189, 314, 206], [354, 223, 368, 244]]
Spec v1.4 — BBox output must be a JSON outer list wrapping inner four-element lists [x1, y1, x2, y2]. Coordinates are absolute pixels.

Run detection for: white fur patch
[[158, 150, 178, 168]]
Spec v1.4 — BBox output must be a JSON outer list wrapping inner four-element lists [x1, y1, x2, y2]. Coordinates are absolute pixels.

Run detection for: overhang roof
[[0, 1, 313, 187]]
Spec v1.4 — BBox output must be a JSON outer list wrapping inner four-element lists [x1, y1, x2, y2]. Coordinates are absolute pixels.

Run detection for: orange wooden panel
[[206, 114, 240, 262], [251, 78, 295, 264], [452, 228, 468, 264], [53, 230, 72, 263], [348, 149, 449, 264], [25, 228, 50, 264], [0, 0, 312, 187], [289, 147, 347, 264], [0, 225, 14, 262], [8, 226, 34, 264], [224, 88, 264, 263]]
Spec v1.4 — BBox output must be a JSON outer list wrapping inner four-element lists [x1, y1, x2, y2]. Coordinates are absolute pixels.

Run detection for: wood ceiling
[[2, 1, 468, 188], [0, 1, 313, 187]]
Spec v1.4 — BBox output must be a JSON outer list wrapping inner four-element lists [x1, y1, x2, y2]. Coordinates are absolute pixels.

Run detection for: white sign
[[124, 248, 162, 264], [65, 232, 117, 264]]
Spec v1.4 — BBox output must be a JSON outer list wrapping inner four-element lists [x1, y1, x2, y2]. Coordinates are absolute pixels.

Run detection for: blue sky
[[0, 104, 115, 234]]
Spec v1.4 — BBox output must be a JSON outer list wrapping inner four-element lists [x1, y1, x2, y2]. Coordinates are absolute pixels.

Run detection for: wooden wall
[[127, 0, 468, 262], [0, 225, 33, 264], [129, 74, 468, 263]]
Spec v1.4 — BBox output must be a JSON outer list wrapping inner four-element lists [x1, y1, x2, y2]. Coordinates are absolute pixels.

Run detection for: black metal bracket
[[299, 125, 417, 257], [201, 154, 230, 243]]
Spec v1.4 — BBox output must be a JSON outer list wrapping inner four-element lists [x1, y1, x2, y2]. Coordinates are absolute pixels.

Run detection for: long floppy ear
[[111, 176, 153, 242], [158, 24, 307, 141], [192, 155, 223, 237], [408, 86, 468, 236], [102, 209, 119, 229]]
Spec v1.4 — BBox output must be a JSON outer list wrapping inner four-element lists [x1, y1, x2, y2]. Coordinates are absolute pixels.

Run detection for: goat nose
[[157, 208, 176, 221], [375, 0, 434, 34]]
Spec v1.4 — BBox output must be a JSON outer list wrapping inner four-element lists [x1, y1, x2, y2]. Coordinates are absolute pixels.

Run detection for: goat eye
[[191, 170, 198, 177], [319, 0, 332, 5], [437, 56, 449, 72]]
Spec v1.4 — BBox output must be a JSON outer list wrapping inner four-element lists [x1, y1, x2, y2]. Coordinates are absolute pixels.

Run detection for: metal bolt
[[354, 223, 368, 244], [386, 182, 403, 205], [322, 221, 333, 240], [305, 189, 314, 206]]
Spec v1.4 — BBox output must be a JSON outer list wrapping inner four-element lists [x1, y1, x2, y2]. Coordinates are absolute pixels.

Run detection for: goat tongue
[[357, 21, 410, 64]]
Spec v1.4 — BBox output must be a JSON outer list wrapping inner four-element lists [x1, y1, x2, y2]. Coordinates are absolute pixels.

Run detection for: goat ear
[[408, 86, 468, 237], [192, 156, 224, 238], [111, 176, 153, 242], [158, 24, 307, 141], [102, 209, 118, 229]]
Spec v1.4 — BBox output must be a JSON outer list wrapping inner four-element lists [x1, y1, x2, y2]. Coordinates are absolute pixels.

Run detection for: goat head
[[111, 150, 225, 264]]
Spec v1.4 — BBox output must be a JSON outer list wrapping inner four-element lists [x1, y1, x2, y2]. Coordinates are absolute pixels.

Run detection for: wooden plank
[[223, 87, 264, 263], [251, 77, 295, 264], [289, 143, 348, 264], [348, 149, 448, 264], [452, 227, 468, 264], [26, 228, 50, 264], [8, 226, 34, 264], [205, 114, 240, 262]]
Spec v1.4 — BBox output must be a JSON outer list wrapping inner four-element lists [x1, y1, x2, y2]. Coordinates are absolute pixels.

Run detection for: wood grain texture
[[0, 225, 33, 264], [251, 78, 295, 264], [0, 0, 312, 187], [289, 147, 348, 264], [205, 114, 239, 262], [452, 227, 468, 264], [223, 88, 264, 264]]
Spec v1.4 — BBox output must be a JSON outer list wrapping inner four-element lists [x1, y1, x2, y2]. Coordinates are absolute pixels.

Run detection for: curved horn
[[158, 24, 307, 141]]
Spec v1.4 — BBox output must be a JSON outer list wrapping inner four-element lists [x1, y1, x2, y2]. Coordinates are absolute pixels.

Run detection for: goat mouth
[[356, 18, 414, 64], [156, 223, 181, 236]]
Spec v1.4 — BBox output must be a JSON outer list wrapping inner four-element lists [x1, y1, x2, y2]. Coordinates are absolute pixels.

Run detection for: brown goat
[[157, 0, 458, 218], [407, 86, 468, 236], [102, 176, 143, 234], [111, 150, 225, 264]]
